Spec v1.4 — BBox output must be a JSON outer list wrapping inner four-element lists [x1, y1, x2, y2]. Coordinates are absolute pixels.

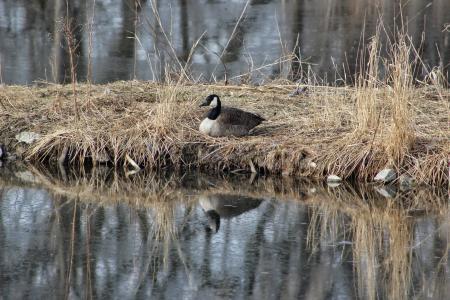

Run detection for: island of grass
[[0, 77, 448, 186]]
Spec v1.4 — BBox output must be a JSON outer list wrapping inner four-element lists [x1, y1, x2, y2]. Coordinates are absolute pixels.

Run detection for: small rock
[[327, 182, 341, 188], [15, 171, 39, 183], [375, 185, 397, 198], [15, 131, 41, 144], [308, 188, 317, 194], [308, 161, 317, 168], [399, 175, 416, 191], [0, 145, 4, 159], [374, 169, 396, 183], [327, 175, 342, 183]]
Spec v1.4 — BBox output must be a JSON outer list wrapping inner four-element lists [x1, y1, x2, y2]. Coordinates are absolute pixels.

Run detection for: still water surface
[[0, 167, 449, 299], [0, 0, 449, 84]]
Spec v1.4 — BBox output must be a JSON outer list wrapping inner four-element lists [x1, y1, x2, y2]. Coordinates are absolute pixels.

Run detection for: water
[[0, 0, 449, 84], [0, 165, 448, 299]]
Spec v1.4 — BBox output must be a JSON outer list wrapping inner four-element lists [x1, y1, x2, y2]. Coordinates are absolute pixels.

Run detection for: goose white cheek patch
[[210, 97, 218, 107]]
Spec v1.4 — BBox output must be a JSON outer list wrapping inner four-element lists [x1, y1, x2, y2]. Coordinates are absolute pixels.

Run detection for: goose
[[199, 193, 263, 233], [199, 94, 265, 137]]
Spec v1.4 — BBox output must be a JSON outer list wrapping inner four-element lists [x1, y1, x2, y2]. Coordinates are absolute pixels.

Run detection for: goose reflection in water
[[198, 194, 263, 233]]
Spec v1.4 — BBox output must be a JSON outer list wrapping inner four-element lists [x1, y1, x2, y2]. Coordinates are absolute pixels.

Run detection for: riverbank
[[0, 80, 448, 186]]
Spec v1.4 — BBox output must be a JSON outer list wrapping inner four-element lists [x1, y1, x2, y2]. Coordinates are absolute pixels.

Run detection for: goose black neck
[[207, 98, 221, 120]]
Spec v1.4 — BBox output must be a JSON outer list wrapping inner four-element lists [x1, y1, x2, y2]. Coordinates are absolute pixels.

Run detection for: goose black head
[[199, 94, 220, 108], [205, 210, 220, 233]]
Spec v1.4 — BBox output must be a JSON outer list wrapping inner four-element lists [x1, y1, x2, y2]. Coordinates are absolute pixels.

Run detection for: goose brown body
[[199, 95, 265, 137]]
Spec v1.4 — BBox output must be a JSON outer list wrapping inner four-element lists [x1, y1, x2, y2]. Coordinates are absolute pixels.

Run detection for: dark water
[[0, 0, 449, 84], [0, 166, 449, 299]]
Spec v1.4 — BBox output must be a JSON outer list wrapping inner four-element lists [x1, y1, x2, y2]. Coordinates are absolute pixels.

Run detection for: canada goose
[[199, 193, 263, 233], [199, 94, 265, 137]]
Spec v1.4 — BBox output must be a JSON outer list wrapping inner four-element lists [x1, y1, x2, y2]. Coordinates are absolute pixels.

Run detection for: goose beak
[[199, 101, 209, 107]]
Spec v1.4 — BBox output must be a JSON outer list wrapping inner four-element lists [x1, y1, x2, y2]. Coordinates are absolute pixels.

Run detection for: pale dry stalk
[[386, 34, 414, 163], [354, 23, 382, 134]]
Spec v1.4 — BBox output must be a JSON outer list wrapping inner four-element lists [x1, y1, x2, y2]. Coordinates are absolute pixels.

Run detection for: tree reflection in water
[[0, 168, 448, 299], [0, 0, 449, 84]]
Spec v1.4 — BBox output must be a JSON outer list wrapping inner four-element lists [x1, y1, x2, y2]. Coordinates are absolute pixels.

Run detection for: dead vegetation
[[0, 74, 448, 186]]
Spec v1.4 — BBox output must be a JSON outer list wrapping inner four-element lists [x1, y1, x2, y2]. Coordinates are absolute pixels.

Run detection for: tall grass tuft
[[354, 23, 381, 134], [385, 32, 415, 164]]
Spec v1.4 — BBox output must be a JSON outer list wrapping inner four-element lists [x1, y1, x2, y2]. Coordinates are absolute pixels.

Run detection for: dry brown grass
[[385, 32, 415, 164], [0, 76, 448, 185], [354, 22, 381, 134]]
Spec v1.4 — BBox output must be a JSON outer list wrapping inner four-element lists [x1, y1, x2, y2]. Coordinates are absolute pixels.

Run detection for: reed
[[385, 32, 415, 164], [62, 3, 80, 121], [354, 22, 381, 134]]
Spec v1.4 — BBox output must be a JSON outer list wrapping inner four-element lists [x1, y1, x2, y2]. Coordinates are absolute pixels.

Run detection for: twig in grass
[[147, 0, 190, 81], [181, 31, 207, 83], [63, 1, 80, 121], [125, 153, 141, 171], [87, 0, 96, 104], [58, 145, 69, 165]]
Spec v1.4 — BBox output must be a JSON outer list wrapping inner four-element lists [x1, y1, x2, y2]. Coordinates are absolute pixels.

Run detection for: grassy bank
[[0, 78, 448, 185]]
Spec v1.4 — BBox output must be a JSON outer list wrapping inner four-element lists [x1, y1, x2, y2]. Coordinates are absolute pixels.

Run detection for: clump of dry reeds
[[352, 24, 417, 164], [385, 32, 415, 164], [354, 23, 382, 134], [320, 15, 449, 185]]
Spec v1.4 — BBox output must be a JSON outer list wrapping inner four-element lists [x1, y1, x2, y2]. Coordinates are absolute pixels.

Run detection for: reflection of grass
[[306, 185, 448, 300], [3, 165, 448, 299], [7, 164, 447, 211]]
